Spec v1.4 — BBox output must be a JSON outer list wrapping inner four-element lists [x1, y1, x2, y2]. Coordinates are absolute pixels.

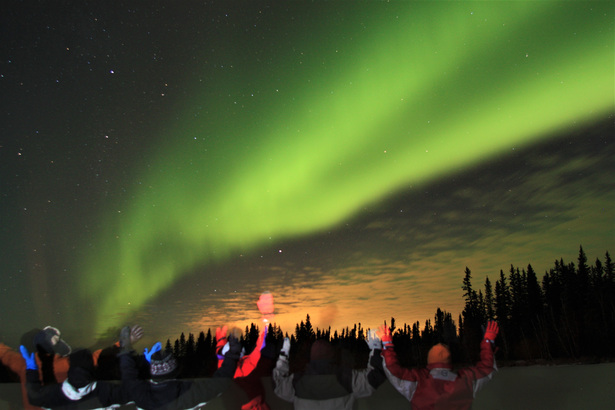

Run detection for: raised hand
[[377, 324, 393, 349], [483, 321, 499, 342], [130, 325, 144, 344], [366, 329, 382, 350], [20, 345, 37, 370], [144, 342, 162, 363], [280, 337, 290, 357]]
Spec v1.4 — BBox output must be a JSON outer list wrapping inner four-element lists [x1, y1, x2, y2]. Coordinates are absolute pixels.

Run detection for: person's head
[[57, 349, 97, 401], [67, 349, 95, 389], [427, 343, 451, 369], [310, 339, 335, 362], [149, 350, 179, 381], [33, 326, 72, 356]]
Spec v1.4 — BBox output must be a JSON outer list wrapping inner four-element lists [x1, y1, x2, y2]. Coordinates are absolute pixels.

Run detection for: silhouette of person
[[380, 321, 499, 410]]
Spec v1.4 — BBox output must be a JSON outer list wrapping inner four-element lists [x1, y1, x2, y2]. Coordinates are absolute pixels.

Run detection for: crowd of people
[[0, 293, 499, 409]]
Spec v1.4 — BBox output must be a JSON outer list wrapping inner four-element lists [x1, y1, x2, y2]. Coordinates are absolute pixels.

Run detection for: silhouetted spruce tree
[[304, 314, 314, 339], [178, 332, 186, 358], [186, 333, 195, 356], [484, 277, 495, 321], [526, 264, 543, 318], [294, 323, 300, 341], [543, 259, 570, 357], [577, 246, 590, 302], [195, 330, 215, 377], [494, 269, 512, 358], [577, 246, 594, 355], [243, 323, 260, 354], [605, 251, 614, 283], [525, 264, 549, 359], [495, 270, 511, 322], [603, 251, 615, 355], [173, 339, 180, 358], [461, 267, 482, 362], [434, 308, 445, 341], [554, 257, 584, 357], [405, 320, 421, 367], [477, 290, 486, 325], [508, 266, 524, 329], [357, 323, 365, 341], [422, 319, 434, 344], [183, 333, 197, 377], [415, 319, 434, 366]]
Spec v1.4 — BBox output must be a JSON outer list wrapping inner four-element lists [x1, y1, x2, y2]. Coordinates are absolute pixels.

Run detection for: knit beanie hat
[[149, 350, 178, 380], [427, 343, 451, 367], [310, 340, 335, 362], [68, 349, 95, 389]]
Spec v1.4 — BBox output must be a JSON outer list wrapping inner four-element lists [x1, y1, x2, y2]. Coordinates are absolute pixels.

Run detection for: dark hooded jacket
[[273, 340, 386, 410]]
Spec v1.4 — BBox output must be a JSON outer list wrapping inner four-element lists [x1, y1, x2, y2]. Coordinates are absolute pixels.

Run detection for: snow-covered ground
[[1, 363, 613, 409], [471, 362, 615, 410]]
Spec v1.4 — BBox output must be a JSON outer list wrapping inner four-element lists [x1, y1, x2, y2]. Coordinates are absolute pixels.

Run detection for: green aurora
[[78, 2, 614, 333]]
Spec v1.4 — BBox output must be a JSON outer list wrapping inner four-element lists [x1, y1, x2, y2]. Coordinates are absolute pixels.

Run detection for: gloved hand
[[225, 335, 242, 360], [257, 292, 275, 322], [143, 342, 162, 363], [20, 345, 38, 370], [130, 325, 144, 344], [377, 324, 393, 349], [280, 337, 290, 357], [483, 321, 499, 343], [366, 329, 382, 350]]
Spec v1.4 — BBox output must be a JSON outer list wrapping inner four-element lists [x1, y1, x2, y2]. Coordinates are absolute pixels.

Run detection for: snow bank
[[1, 363, 613, 409]]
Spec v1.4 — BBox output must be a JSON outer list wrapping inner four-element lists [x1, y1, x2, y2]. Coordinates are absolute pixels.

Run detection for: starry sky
[[1, 1, 613, 348]]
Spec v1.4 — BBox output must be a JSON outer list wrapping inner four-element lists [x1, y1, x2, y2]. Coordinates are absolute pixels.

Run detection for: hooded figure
[[273, 336, 386, 410]]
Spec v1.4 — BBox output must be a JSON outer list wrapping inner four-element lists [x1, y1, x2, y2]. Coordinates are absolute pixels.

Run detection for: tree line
[[159, 246, 615, 376], [459, 246, 614, 364]]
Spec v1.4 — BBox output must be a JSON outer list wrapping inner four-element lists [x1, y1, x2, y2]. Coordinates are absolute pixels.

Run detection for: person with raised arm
[[1, 325, 143, 410], [380, 321, 499, 410], [118, 325, 240, 409], [273, 328, 386, 409]]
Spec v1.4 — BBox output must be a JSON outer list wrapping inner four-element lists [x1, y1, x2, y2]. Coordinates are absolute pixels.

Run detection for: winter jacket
[[382, 340, 497, 410], [217, 329, 266, 379], [216, 328, 274, 409], [0, 343, 107, 410], [234, 353, 275, 410], [273, 349, 386, 410], [118, 351, 238, 410]]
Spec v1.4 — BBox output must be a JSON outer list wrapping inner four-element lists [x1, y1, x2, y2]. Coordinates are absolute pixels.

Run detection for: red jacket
[[217, 330, 271, 410], [382, 340, 496, 410]]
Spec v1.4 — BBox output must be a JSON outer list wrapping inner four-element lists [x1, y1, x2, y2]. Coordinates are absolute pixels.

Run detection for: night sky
[[1, 1, 613, 348]]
